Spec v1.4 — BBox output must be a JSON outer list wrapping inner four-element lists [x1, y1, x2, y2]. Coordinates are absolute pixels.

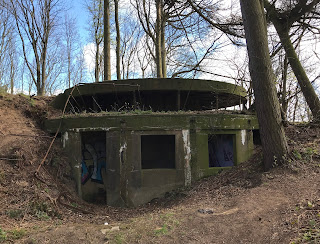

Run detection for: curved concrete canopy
[[52, 78, 247, 112]]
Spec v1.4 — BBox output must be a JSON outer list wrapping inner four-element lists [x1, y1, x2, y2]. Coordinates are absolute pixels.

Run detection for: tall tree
[[8, 0, 61, 95], [155, 0, 163, 77], [264, 0, 320, 121], [134, 0, 164, 77], [71, 49, 87, 85], [104, 0, 111, 80], [7, 32, 17, 94], [64, 14, 77, 88], [240, 0, 288, 170], [63, 14, 85, 88], [45, 38, 65, 94], [119, 14, 143, 79], [0, 3, 13, 87], [87, 0, 104, 83], [160, 0, 166, 77], [114, 0, 121, 79], [133, 0, 216, 78]]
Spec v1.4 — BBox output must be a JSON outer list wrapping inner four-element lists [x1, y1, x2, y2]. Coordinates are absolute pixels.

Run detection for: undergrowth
[[0, 228, 26, 243], [291, 199, 320, 243]]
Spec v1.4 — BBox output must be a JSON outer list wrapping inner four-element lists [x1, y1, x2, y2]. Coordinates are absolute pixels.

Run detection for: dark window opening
[[208, 134, 234, 167], [141, 135, 175, 169]]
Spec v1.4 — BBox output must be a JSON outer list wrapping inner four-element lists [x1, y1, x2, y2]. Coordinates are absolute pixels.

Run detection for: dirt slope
[[0, 94, 319, 244]]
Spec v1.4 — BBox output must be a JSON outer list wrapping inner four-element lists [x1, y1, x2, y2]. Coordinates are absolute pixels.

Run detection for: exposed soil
[[0, 94, 319, 244]]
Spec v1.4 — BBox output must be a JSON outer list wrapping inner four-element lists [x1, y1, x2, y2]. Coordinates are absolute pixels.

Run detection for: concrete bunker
[[46, 78, 259, 207]]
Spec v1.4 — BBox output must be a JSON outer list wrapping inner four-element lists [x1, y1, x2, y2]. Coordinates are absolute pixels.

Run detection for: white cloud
[[83, 42, 118, 81], [83, 42, 96, 73]]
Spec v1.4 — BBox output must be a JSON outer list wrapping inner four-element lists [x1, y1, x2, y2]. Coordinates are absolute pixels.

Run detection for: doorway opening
[[208, 134, 234, 167]]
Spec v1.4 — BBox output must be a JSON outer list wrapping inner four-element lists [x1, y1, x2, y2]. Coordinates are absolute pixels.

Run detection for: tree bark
[[10, 0, 57, 96], [155, 0, 163, 78], [281, 55, 288, 122], [10, 56, 14, 94], [273, 20, 320, 121], [160, 0, 166, 78], [95, 44, 100, 83], [240, 0, 288, 170], [114, 0, 121, 79], [264, 0, 320, 121], [104, 0, 111, 80]]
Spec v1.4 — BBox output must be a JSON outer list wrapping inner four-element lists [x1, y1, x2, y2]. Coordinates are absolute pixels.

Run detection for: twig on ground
[[0, 158, 21, 161], [7, 134, 54, 138]]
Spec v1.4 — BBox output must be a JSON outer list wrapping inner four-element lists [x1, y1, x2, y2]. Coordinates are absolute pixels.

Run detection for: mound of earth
[[0, 94, 319, 244]]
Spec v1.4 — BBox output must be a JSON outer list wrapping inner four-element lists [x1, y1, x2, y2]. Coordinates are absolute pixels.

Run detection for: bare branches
[[86, 0, 104, 82], [265, 0, 320, 121], [7, 0, 62, 95], [0, 4, 14, 87], [186, 0, 245, 40]]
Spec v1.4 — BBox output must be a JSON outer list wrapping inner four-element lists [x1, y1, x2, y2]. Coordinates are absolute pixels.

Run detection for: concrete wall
[[62, 131, 82, 198], [194, 129, 254, 179], [126, 130, 186, 206], [51, 113, 258, 207]]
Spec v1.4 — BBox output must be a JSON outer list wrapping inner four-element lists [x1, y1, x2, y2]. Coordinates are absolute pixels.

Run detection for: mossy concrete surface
[[45, 113, 258, 133], [50, 112, 258, 207]]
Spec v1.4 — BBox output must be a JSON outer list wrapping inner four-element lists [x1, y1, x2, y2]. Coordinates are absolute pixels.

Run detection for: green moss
[[154, 224, 168, 236], [0, 228, 7, 242], [46, 113, 258, 134], [9, 229, 26, 240], [6, 209, 23, 219]]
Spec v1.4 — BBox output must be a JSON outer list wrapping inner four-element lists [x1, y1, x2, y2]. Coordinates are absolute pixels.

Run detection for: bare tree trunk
[[21, 61, 25, 93], [87, 0, 104, 82], [155, 0, 163, 78], [160, 1, 166, 78], [274, 22, 320, 121], [264, 0, 320, 121], [0, 7, 12, 87], [9, 0, 58, 96], [281, 55, 288, 112], [104, 0, 111, 80], [67, 52, 71, 87], [248, 81, 253, 107], [8, 34, 15, 94], [240, 0, 288, 170], [122, 53, 125, 79], [95, 44, 100, 83], [64, 14, 77, 88], [281, 55, 288, 122], [36, 66, 41, 95], [10, 57, 14, 94], [114, 0, 121, 79], [40, 40, 48, 95], [292, 85, 299, 122]]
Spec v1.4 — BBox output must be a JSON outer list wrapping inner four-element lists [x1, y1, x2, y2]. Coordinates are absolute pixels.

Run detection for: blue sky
[[68, 0, 89, 41]]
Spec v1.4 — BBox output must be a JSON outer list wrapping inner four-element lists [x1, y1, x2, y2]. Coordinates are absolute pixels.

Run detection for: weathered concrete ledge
[[46, 112, 258, 133], [51, 78, 248, 112]]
